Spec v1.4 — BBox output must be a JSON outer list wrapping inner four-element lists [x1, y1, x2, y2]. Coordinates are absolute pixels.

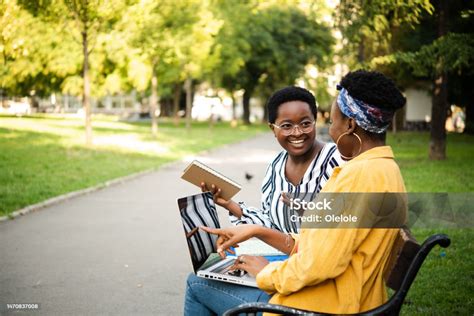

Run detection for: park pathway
[[0, 128, 331, 316]]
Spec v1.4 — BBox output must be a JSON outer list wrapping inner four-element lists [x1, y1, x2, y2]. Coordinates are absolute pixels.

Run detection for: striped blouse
[[229, 143, 343, 234]]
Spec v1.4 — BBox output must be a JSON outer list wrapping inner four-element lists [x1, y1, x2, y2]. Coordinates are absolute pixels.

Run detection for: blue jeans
[[184, 273, 271, 316]]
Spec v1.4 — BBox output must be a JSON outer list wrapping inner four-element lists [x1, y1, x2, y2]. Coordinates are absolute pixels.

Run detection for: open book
[[181, 160, 242, 200]]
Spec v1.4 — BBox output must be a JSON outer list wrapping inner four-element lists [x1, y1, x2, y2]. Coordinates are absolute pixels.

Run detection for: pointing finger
[[218, 238, 239, 253], [199, 226, 223, 236]]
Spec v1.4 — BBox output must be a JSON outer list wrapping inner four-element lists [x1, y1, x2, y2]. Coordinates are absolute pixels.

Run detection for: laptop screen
[[178, 192, 220, 272]]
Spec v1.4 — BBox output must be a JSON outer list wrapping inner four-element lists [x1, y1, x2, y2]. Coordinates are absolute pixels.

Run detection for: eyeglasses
[[272, 120, 315, 136]]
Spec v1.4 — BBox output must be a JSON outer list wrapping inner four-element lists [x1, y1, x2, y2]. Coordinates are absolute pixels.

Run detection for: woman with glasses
[[185, 70, 407, 315], [202, 86, 343, 234]]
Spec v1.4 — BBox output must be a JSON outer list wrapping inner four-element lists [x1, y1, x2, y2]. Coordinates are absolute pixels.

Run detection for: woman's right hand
[[201, 182, 231, 208], [200, 225, 261, 258]]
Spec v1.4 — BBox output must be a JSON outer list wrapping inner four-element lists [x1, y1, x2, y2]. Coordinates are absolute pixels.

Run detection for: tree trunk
[[231, 93, 237, 120], [185, 78, 192, 131], [82, 30, 92, 146], [357, 35, 365, 63], [173, 83, 182, 126], [392, 111, 397, 133], [262, 92, 271, 123], [429, 0, 448, 160], [208, 108, 214, 131], [242, 88, 252, 125], [163, 98, 174, 117], [0, 89, 6, 108], [150, 67, 158, 137], [464, 105, 474, 134], [392, 107, 406, 133], [430, 73, 448, 160]]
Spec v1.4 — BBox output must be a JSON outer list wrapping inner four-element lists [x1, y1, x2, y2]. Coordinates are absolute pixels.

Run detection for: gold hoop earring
[[336, 132, 362, 160]]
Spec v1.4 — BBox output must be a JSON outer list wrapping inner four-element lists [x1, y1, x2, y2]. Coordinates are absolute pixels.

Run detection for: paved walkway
[[0, 132, 286, 315]]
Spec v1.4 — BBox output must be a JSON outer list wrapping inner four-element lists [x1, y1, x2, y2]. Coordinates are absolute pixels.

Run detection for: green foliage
[[313, 75, 333, 111], [12, 0, 128, 98], [336, 0, 433, 67], [3, 0, 336, 109], [341, 0, 474, 86], [121, 0, 221, 95], [208, 0, 254, 86], [372, 33, 474, 78], [0, 0, 80, 96], [210, 2, 334, 97], [256, 7, 334, 91], [364, 1, 474, 137]]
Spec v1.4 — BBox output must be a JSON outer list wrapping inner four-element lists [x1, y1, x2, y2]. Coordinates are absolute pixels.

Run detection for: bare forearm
[[254, 226, 295, 255], [223, 200, 243, 218]]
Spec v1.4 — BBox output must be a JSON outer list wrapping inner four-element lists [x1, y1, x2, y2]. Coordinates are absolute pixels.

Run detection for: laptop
[[177, 192, 258, 287]]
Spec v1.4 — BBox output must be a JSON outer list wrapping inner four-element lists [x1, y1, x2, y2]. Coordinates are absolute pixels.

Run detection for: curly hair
[[338, 70, 406, 112], [267, 86, 317, 124]]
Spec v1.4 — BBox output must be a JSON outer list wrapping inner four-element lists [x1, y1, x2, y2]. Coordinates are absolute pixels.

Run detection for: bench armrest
[[223, 302, 331, 316]]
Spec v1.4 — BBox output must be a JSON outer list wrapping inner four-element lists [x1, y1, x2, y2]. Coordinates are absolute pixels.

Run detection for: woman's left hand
[[231, 255, 269, 277]]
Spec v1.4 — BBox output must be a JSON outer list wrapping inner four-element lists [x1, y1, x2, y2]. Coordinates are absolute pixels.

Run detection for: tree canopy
[[336, 0, 474, 159], [2, 0, 473, 149], [209, 1, 334, 123]]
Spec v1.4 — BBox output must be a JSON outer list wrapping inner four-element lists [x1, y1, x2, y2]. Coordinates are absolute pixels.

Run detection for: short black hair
[[267, 86, 317, 123], [339, 70, 406, 112]]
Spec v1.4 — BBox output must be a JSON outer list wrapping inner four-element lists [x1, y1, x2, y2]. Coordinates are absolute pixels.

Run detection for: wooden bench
[[224, 229, 451, 316]]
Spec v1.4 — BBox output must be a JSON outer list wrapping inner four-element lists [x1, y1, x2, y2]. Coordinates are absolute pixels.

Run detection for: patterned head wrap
[[336, 85, 394, 134]]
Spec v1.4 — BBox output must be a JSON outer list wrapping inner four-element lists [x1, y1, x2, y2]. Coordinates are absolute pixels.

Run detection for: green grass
[[0, 114, 267, 216], [386, 132, 474, 315], [1, 118, 472, 314], [399, 228, 473, 315], [388, 132, 474, 192]]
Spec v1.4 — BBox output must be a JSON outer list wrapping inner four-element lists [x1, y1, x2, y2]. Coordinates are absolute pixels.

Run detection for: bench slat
[[384, 228, 421, 291]]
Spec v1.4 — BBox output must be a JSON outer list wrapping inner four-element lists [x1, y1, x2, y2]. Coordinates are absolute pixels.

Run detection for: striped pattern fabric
[[230, 143, 343, 234], [179, 192, 220, 272]]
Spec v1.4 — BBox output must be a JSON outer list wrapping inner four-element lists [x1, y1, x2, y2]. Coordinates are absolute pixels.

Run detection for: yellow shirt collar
[[347, 145, 394, 163], [329, 146, 394, 177]]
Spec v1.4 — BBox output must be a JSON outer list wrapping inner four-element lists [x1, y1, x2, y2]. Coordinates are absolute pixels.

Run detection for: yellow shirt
[[256, 146, 406, 314]]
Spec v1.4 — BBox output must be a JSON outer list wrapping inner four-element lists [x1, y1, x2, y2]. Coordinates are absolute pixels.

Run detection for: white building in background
[[190, 87, 264, 123], [0, 99, 31, 116], [405, 88, 432, 122], [192, 95, 233, 121], [404, 88, 432, 130]]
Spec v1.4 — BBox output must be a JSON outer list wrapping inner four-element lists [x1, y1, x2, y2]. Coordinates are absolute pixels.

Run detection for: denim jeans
[[184, 273, 271, 316]]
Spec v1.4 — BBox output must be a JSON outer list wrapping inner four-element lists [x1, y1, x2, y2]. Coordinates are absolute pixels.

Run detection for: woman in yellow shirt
[[184, 70, 407, 315]]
